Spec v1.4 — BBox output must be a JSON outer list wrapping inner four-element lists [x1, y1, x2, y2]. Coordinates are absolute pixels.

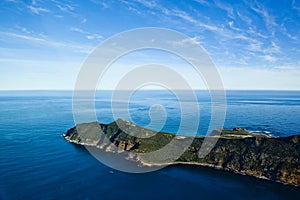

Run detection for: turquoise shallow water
[[0, 90, 300, 199]]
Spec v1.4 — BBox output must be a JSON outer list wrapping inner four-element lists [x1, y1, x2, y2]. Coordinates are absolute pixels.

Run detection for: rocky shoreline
[[63, 119, 300, 187]]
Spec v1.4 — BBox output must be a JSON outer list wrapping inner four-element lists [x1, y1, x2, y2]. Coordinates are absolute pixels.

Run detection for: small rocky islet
[[63, 119, 300, 187]]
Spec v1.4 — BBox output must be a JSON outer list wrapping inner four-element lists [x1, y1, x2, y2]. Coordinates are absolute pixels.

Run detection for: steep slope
[[63, 119, 300, 187]]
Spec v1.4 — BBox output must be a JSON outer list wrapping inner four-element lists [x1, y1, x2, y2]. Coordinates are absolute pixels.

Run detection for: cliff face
[[181, 135, 300, 186], [63, 119, 300, 187]]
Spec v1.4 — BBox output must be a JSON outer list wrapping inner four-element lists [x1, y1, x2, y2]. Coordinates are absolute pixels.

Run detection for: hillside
[[63, 119, 300, 187]]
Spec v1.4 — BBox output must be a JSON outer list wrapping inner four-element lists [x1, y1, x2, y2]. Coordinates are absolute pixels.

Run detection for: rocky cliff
[[63, 119, 300, 187]]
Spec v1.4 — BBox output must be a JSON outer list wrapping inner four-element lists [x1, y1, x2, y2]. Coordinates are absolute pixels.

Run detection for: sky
[[0, 0, 300, 90]]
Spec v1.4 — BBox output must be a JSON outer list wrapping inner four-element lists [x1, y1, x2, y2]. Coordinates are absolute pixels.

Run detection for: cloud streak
[[70, 27, 103, 41], [0, 31, 93, 54], [248, 1, 277, 31], [27, 5, 50, 14], [1, 0, 299, 90], [116, 0, 298, 69]]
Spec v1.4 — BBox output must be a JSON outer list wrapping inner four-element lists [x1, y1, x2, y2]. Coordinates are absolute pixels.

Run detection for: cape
[[63, 119, 300, 187]]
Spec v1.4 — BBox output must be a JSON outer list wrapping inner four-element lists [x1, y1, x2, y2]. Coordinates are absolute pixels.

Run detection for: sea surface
[[1, 90, 300, 199]]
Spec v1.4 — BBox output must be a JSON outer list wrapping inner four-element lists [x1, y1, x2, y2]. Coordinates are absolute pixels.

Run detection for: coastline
[[64, 136, 300, 188], [138, 160, 300, 187], [63, 120, 300, 188]]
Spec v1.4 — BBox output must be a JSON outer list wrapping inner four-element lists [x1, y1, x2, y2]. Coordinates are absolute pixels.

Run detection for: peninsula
[[63, 119, 300, 187]]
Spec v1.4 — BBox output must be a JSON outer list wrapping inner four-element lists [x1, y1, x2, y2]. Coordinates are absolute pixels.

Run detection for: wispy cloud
[[127, 6, 142, 15], [260, 54, 277, 62], [56, 4, 74, 12], [28, 5, 50, 14], [237, 11, 252, 26], [248, 39, 281, 59], [139, 2, 256, 44], [1, 0, 299, 90], [70, 27, 85, 34], [70, 27, 103, 41], [0, 31, 46, 42], [273, 65, 299, 71], [15, 25, 32, 34], [118, 0, 286, 68], [4, 0, 19, 2], [171, 9, 220, 32], [227, 20, 243, 32], [86, 34, 102, 40], [267, 41, 280, 54], [49, 0, 77, 15], [214, 0, 234, 19], [90, 0, 110, 9], [280, 23, 298, 40], [135, 0, 157, 8], [0, 31, 93, 54], [193, 0, 210, 6], [248, 1, 277, 30], [168, 37, 201, 47], [248, 40, 263, 52], [0, 57, 80, 66], [292, 0, 300, 12], [246, 27, 268, 39], [119, 0, 224, 35]]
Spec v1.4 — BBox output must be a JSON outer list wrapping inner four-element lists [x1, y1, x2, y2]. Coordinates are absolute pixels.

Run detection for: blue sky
[[1, 0, 300, 90]]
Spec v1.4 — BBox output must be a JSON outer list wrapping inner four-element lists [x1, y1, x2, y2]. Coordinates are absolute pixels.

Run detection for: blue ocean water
[[1, 90, 300, 199]]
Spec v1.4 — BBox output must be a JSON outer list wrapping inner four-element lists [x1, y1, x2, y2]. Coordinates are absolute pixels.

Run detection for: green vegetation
[[63, 119, 300, 187]]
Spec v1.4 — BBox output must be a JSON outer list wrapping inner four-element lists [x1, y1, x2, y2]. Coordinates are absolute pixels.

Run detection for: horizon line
[[0, 89, 300, 92]]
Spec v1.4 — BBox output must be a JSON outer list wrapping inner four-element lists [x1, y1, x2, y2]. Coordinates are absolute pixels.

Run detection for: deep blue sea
[[1, 90, 300, 199]]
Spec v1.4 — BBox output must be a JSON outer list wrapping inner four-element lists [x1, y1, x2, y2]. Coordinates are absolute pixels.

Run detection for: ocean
[[0, 90, 300, 199]]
